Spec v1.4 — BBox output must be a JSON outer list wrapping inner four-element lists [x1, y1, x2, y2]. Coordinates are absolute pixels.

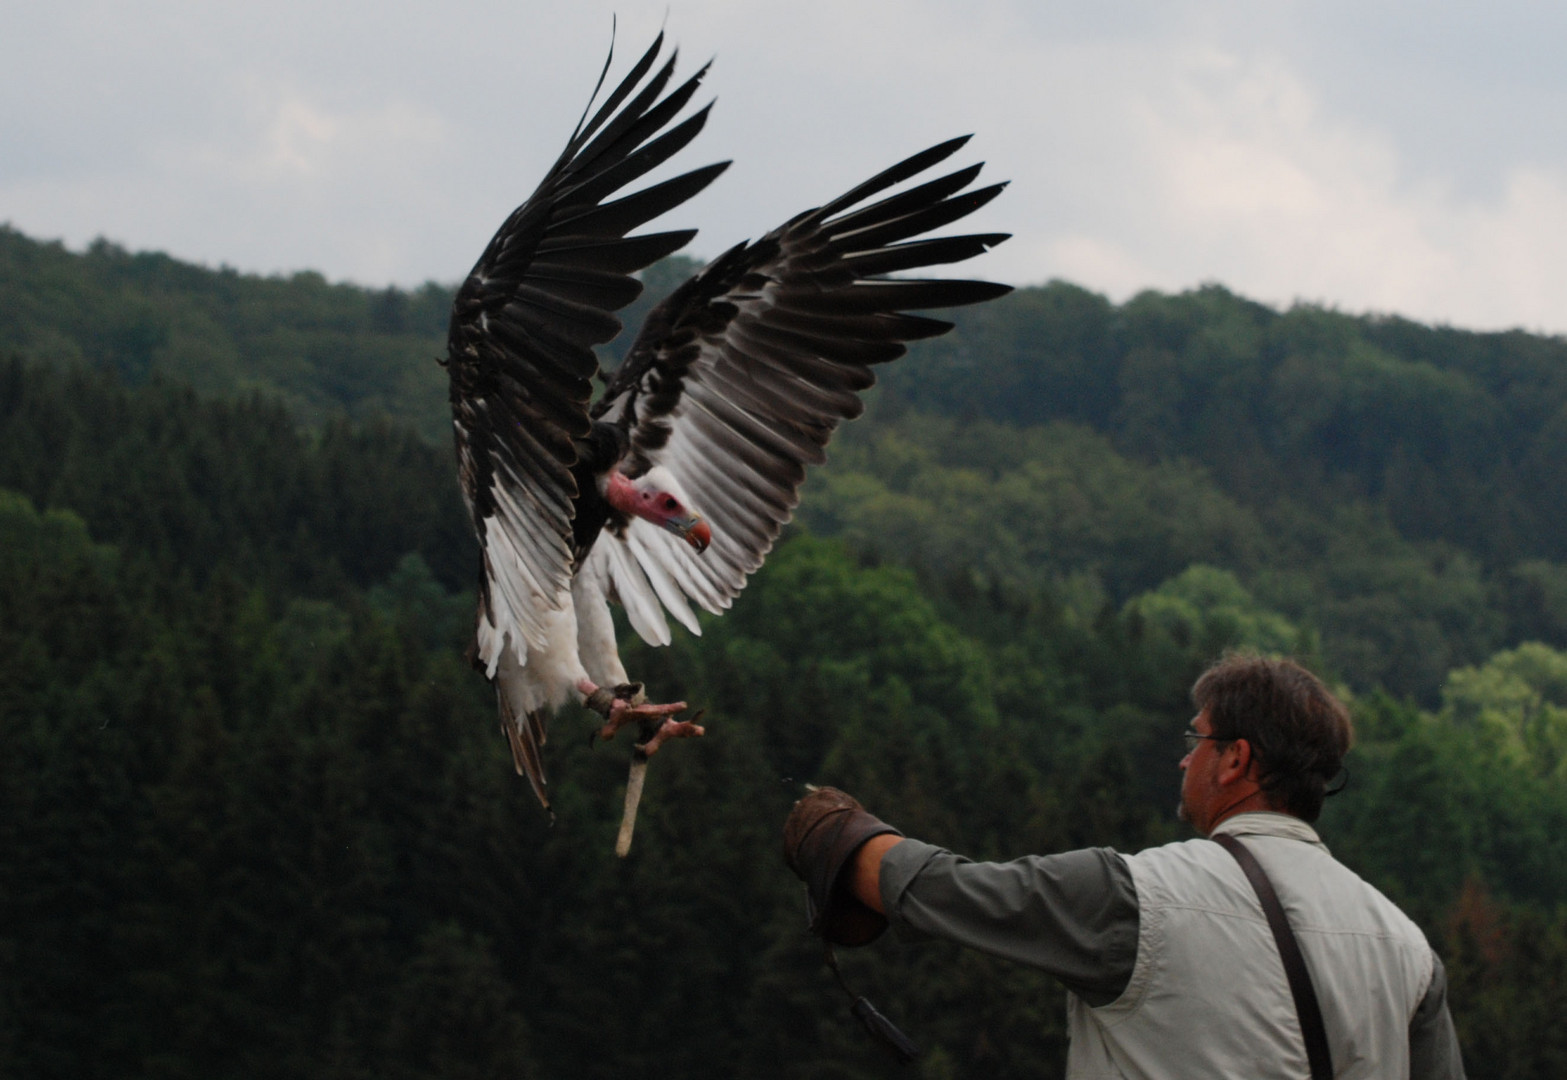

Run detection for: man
[[784, 654, 1464, 1078]]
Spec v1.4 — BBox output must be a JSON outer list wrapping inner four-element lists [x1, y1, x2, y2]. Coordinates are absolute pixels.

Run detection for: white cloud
[[257, 98, 342, 179], [1027, 40, 1567, 332], [4, 0, 1567, 332]]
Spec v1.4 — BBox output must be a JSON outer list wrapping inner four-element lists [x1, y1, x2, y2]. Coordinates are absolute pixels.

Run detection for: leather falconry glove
[[783, 787, 903, 947]]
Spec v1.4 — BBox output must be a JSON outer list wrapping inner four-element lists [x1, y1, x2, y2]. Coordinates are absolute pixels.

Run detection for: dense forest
[[3, 224, 1566, 1078]]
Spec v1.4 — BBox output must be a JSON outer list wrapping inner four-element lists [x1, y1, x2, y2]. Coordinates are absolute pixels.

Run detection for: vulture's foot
[[635, 712, 706, 757], [578, 679, 689, 746]]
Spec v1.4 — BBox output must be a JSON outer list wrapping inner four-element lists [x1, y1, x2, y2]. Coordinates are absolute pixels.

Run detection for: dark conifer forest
[[3, 224, 1566, 1077]]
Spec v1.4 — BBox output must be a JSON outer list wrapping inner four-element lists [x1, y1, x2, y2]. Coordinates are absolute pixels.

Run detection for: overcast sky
[[6, 1, 1567, 334]]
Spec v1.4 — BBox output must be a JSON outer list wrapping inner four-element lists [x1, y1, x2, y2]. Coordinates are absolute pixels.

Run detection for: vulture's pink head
[[604, 467, 711, 553]]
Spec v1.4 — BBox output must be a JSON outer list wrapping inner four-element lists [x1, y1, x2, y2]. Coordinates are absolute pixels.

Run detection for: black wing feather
[[557, 162, 733, 239], [593, 139, 1010, 620]]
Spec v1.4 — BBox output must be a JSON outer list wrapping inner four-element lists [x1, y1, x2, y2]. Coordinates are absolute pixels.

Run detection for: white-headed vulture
[[444, 32, 1010, 851]]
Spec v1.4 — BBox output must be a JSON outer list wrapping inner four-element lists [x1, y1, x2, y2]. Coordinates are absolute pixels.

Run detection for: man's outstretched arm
[[788, 789, 1138, 1007]]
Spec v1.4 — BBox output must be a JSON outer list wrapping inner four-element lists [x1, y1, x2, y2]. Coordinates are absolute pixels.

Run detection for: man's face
[[1177, 706, 1220, 830]]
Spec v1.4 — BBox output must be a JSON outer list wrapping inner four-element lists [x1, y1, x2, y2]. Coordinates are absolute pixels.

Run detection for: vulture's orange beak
[[678, 516, 711, 554]]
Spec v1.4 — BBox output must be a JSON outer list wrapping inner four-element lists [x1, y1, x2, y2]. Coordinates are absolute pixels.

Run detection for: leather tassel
[[850, 996, 920, 1065], [821, 939, 921, 1065]]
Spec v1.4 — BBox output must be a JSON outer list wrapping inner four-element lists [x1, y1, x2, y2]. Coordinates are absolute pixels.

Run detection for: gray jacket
[[880, 812, 1463, 1078]]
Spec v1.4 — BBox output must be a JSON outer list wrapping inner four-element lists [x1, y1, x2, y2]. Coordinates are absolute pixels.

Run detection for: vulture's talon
[[635, 715, 707, 757], [580, 678, 689, 746]]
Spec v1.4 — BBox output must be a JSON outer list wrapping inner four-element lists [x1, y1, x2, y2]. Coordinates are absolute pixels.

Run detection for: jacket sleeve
[[878, 838, 1140, 1007], [1409, 954, 1466, 1079]]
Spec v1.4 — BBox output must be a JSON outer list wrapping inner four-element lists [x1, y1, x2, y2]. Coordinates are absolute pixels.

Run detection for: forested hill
[[880, 279, 1567, 569], [5, 224, 1567, 1078], [11, 224, 1567, 698], [16, 221, 1567, 575], [12, 223, 1567, 568]]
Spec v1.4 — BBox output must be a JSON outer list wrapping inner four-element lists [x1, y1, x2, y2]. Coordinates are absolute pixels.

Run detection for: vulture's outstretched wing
[[590, 137, 1010, 641], [446, 33, 728, 670]]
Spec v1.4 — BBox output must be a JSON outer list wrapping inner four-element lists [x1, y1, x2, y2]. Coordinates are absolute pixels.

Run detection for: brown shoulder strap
[[1214, 833, 1334, 1080]]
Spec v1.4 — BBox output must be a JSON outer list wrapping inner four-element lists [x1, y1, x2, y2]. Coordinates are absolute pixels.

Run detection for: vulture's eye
[[664, 497, 678, 511]]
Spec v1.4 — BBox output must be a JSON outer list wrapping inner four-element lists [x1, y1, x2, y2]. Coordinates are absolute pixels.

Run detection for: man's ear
[[1217, 737, 1255, 787]]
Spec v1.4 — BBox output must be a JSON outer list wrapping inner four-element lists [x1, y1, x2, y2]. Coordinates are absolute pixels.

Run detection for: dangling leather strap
[[1214, 833, 1334, 1080]]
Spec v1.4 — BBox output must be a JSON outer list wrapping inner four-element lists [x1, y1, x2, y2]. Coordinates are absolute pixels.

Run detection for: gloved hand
[[783, 787, 903, 946]]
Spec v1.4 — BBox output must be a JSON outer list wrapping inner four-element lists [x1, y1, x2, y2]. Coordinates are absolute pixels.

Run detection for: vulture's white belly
[[482, 564, 630, 719]]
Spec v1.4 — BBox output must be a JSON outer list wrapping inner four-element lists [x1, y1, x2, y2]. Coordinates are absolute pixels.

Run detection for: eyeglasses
[[1182, 729, 1227, 753]]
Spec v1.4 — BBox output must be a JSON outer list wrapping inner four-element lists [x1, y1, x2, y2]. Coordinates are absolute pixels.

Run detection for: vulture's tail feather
[[499, 690, 551, 810]]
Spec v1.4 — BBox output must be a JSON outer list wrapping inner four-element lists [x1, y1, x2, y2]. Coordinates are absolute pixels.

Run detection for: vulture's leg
[[577, 679, 690, 744], [577, 679, 706, 857]]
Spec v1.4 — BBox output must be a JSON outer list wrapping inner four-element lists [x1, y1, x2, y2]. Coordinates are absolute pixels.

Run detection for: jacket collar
[[1209, 811, 1328, 852]]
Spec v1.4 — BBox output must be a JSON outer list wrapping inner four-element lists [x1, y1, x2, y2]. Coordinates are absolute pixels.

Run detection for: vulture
[[444, 33, 1011, 853]]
